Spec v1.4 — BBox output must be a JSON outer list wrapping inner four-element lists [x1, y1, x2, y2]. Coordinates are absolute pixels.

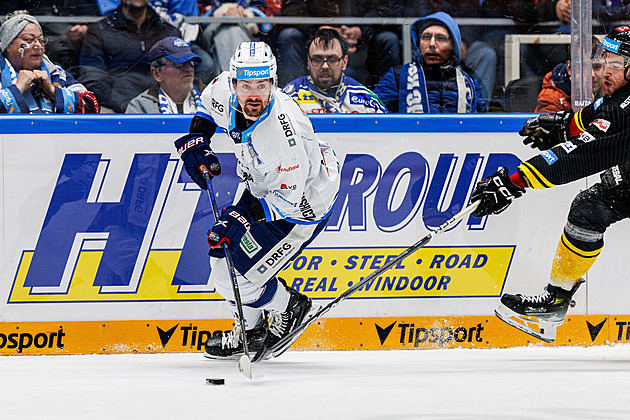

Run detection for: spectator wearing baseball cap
[[126, 36, 203, 114]]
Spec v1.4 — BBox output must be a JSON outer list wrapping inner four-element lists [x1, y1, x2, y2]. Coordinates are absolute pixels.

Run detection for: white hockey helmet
[[229, 42, 277, 86]]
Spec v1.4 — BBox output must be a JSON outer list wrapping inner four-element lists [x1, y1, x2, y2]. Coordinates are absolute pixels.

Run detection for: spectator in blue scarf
[[373, 12, 485, 114], [0, 11, 99, 114]]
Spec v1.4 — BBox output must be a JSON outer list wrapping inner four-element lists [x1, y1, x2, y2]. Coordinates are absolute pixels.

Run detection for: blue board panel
[[0, 114, 535, 134]]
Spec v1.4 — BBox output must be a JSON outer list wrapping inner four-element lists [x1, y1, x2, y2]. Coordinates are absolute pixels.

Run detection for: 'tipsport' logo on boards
[[156, 324, 232, 351], [0, 328, 65, 353], [375, 321, 485, 348]]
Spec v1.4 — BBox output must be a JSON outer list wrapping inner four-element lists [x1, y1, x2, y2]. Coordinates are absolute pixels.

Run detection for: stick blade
[[238, 354, 252, 379]]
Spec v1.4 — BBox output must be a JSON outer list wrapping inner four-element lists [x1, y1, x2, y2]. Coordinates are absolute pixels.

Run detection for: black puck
[[206, 378, 225, 386]]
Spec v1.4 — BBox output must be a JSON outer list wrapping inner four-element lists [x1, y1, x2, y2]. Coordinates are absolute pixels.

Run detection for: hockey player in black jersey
[[471, 26, 630, 342]]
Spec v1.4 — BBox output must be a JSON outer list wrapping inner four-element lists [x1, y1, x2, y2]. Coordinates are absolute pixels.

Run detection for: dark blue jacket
[[77, 5, 181, 112], [373, 12, 485, 113]]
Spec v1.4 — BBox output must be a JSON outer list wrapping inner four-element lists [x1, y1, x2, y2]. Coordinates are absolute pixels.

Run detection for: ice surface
[[2, 345, 630, 419]]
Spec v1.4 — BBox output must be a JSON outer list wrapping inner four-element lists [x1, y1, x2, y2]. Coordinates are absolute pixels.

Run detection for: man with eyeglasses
[[0, 12, 99, 114], [126, 37, 202, 114], [470, 26, 630, 344], [536, 37, 605, 113], [373, 12, 485, 114], [173, 42, 340, 360], [283, 28, 387, 114]]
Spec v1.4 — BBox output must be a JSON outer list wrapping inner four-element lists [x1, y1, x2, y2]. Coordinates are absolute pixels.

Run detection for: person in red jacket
[[536, 39, 605, 112]]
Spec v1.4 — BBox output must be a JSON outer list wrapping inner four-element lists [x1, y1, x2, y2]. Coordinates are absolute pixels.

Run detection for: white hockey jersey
[[197, 71, 340, 224]]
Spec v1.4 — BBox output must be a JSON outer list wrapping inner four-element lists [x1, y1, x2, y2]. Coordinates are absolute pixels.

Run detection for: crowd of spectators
[[0, 0, 625, 114]]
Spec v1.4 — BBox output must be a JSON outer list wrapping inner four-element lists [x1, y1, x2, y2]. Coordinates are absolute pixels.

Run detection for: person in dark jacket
[[77, 0, 181, 112], [373, 11, 485, 113]]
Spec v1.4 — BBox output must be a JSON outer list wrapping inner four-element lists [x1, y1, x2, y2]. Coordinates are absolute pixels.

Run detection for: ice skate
[[257, 283, 312, 360], [203, 317, 268, 360], [495, 279, 584, 343]]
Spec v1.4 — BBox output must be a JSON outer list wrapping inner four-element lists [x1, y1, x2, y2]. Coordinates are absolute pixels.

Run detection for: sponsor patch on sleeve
[[591, 118, 611, 132], [560, 141, 578, 153], [541, 150, 558, 165]]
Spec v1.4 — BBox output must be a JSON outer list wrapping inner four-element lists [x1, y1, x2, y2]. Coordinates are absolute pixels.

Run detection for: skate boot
[[495, 279, 585, 343], [256, 282, 312, 361], [203, 317, 268, 360]]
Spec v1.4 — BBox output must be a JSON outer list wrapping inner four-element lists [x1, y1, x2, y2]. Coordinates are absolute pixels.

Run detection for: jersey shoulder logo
[[591, 119, 611, 132]]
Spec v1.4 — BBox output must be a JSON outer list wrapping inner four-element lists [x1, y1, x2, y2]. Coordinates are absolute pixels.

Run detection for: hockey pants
[[551, 181, 630, 286]]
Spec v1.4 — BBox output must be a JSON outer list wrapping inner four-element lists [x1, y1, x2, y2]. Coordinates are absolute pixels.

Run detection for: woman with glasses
[[0, 12, 99, 114]]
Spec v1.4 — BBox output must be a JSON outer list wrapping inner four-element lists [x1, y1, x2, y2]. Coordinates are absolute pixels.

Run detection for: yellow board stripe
[[518, 162, 556, 189], [561, 231, 601, 258]]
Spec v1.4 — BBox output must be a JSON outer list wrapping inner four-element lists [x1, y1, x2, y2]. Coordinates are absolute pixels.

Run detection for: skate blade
[[203, 351, 244, 361], [494, 305, 560, 343]]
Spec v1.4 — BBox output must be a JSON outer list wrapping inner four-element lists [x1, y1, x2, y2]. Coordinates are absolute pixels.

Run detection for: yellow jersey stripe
[[518, 162, 556, 189], [574, 110, 586, 132]]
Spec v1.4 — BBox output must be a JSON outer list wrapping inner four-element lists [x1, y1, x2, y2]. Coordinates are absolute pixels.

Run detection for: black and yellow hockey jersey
[[518, 82, 630, 189]]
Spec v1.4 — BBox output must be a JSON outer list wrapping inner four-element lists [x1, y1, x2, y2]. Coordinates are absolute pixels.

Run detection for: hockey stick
[[252, 200, 480, 363], [200, 166, 252, 379]]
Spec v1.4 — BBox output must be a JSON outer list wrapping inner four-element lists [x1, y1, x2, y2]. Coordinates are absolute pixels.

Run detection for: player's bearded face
[[235, 79, 273, 119], [601, 52, 629, 96]]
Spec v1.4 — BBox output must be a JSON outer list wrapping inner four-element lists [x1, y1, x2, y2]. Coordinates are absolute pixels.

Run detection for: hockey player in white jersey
[[174, 42, 340, 360]]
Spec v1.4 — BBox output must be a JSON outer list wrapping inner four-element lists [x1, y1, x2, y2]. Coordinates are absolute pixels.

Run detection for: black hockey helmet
[[601, 26, 630, 59], [596, 26, 630, 79]]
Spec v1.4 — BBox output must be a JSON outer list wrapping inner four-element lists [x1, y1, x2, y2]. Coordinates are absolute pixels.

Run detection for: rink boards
[[0, 315, 627, 355], [1, 114, 629, 355]]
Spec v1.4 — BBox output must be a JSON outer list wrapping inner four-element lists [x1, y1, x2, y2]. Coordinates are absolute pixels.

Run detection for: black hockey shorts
[[566, 180, 630, 252]]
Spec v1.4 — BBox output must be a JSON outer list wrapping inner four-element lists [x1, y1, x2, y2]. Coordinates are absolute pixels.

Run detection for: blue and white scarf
[[0, 55, 54, 113], [398, 62, 476, 113], [158, 87, 202, 114]]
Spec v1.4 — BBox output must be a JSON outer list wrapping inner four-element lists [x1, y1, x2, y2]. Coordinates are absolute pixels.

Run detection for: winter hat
[[0, 13, 41, 52]]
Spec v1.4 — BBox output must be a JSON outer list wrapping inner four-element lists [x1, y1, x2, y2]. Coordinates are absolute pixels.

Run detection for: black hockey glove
[[471, 167, 525, 217], [174, 133, 221, 189], [519, 111, 572, 151], [207, 205, 253, 250]]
